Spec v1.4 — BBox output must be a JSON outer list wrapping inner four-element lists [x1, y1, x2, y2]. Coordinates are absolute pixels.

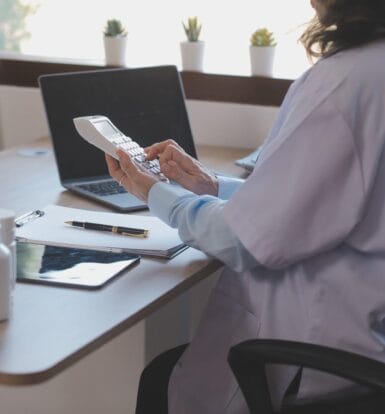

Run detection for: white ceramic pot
[[249, 45, 276, 77], [103, 35, 127, 66], [180, 41, 205, 72]]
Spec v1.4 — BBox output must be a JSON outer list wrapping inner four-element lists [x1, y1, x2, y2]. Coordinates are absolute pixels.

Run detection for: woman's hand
[[105, 150, 159, 203], [146, 139, 218, 196]]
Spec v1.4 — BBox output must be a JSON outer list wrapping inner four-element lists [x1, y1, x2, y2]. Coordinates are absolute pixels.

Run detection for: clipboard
[[16, 205, 188, 259], [15, 210, 45, 227]]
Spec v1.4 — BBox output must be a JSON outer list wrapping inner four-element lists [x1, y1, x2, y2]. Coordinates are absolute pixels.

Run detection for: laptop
[[38, 65, 197, 212]]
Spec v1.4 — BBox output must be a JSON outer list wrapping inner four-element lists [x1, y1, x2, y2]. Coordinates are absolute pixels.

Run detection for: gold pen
[[65, 221, 149, 238]]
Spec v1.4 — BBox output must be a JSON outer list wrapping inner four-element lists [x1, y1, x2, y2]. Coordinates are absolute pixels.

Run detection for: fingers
[[159, 144, 194, 172], [105, 154, 122, 180], [160, 158, 199, 191], [105, 152, 138, 187], [145, 139, 182, 160], [161, 159, 184, 181], [116, 149, 157, 179], [145, 140, 196, 185], [115, 149, 159, 202], [116, 149, 138, 174], [105, 151, 158, 202]]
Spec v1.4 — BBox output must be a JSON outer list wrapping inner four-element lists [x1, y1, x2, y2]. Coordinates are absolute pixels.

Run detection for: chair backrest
[[228, 339, 385, 414]]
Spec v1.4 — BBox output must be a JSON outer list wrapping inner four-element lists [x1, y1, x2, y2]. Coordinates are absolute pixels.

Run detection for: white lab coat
[[168, 39, 385, 413]]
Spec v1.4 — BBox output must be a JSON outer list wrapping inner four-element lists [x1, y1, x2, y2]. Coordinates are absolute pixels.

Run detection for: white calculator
[[73, 115, 162, 177]]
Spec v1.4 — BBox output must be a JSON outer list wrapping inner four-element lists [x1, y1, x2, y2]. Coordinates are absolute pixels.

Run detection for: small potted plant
[[249, 27, 277, 77], [103, 18, 128, 66], [180, 16, 204, 72]]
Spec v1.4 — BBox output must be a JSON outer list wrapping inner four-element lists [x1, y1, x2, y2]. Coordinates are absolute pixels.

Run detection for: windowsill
[[0, 51, 297, 79], [0, 52, 294, 107], [0, 51, 105, 66]]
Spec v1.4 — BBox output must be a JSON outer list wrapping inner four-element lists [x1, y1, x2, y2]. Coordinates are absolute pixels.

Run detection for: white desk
[[0, 140, 249, 386]]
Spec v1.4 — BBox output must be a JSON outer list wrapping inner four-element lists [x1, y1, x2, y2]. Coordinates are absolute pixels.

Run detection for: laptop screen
[[39, 66, 197, 182]]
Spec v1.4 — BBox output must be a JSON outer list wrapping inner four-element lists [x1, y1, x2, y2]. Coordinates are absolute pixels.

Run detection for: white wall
[[0, 85, 278, 150], [0, 86, 49, 149], [187, 100, 278, 149]]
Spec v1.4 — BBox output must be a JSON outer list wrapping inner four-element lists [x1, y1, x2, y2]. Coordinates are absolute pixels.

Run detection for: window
[[0, 0, 39, 51], [4, 0, 315, 79]]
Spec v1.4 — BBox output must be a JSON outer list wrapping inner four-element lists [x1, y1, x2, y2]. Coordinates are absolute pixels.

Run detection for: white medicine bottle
[[0, 209, 16, 289], [0, 235, 11, 321]]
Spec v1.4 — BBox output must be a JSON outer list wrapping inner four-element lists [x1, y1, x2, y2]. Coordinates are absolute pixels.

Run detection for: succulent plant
[[250, 28, 276, 47], [104, 19, 127, 37], [182, 16, 202, 42]]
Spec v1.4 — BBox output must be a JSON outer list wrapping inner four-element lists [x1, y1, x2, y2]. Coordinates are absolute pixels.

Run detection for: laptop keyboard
[[78, 180, 127, 196]]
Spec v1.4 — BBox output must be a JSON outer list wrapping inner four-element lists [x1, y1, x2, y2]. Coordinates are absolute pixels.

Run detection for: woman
[[106, 0, 385, 412]]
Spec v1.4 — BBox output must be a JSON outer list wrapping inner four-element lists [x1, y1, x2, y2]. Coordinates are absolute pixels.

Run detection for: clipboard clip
[[15, 210, 45, 227]]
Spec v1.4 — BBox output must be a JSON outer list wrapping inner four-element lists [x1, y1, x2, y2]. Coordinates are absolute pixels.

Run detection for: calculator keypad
[[110, 135, 164, 178]]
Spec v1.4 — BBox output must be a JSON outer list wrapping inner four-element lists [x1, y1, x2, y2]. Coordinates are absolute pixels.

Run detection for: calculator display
[[93, 120, 120, 137]]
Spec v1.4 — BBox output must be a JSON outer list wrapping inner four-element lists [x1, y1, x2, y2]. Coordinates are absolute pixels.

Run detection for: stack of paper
[[16, 205, 187, 259]]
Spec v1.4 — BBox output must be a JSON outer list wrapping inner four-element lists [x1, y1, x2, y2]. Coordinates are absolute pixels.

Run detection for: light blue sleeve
[[217, 176, 244, 200], [148, 181, 258, 272]]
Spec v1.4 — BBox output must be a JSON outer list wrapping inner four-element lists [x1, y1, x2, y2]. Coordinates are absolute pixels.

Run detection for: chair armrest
[[228, 339, 385, 414]]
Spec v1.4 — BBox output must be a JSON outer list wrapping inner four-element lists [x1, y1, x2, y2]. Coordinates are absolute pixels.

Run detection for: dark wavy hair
[[300, 0, 385, 60]]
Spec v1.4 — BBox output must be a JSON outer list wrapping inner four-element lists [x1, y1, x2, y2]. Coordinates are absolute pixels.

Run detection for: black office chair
[[228, 339, 385, 414]]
